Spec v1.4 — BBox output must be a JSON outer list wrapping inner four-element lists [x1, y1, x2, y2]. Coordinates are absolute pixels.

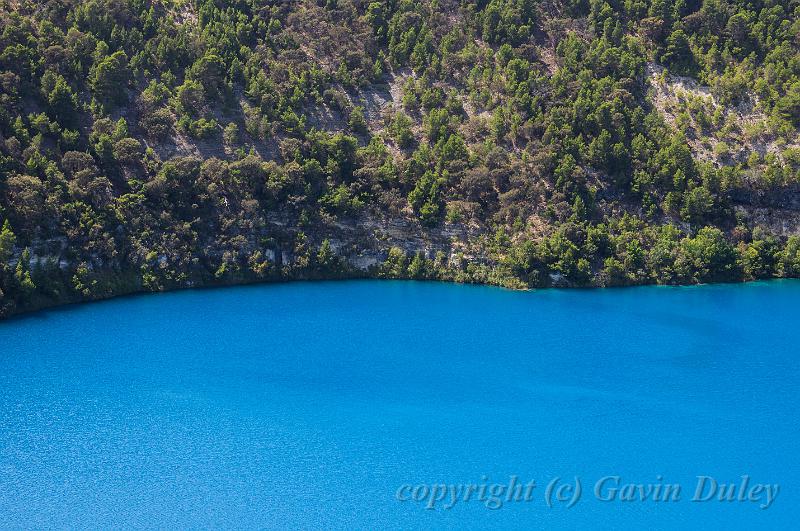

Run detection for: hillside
[[1, 0, 799, 316]]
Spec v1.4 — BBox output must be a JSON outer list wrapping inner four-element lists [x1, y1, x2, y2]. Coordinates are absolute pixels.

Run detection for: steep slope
[[1, 0, 799, 316]]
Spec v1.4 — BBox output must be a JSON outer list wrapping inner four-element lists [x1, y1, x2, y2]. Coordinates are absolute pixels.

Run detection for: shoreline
[[3, 272, 795, 323]]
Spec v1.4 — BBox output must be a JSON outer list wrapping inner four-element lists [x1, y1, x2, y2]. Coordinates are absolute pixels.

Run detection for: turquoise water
[[0, 280, 798, 528]]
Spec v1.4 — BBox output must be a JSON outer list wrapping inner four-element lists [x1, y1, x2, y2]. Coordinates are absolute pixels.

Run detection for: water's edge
[[1, 271, 780, 322]]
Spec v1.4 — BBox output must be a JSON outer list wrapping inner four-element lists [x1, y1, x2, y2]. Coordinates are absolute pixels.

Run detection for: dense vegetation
[[1, 0, 799, 316]]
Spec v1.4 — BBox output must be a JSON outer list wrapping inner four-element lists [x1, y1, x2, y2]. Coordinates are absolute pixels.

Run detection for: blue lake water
[[0, 280, 798, 528]]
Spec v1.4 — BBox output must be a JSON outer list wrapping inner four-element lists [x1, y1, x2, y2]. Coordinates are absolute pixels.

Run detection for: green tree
[[380, 247, 408, 278], [189, 54, 226, 99], [223, 122, 239, 146], [676, 227, 739, 283], [779, 237, 800, 277], [316, 239, 338, 271], [681, 186, 714, 225], [46, 76, 78, 126], [408, 170, 442, 225], [15, 248, 35, 294], [175, 80, 205, 116], [391, 112, 414, 148], [776, 82, 800, 126], [0, 220, 16, 263], [349, 106, 368, 135], [91, 51, 130, 105], [662, 29, 694, 75], [408, 252, 427, 279]]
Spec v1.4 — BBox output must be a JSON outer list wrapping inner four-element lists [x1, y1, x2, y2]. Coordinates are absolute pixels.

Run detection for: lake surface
[[0, 280, 798, 528]]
